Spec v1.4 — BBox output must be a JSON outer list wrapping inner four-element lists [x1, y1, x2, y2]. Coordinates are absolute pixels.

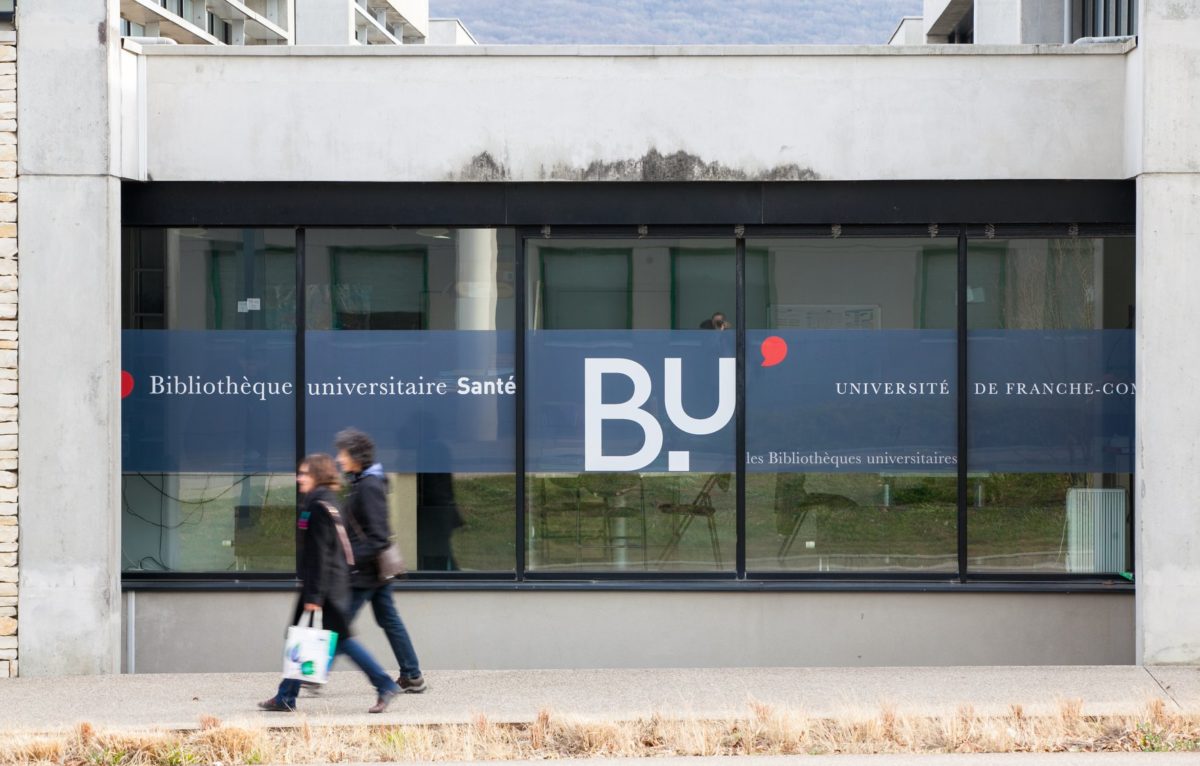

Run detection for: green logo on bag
[[301, 660, 315, 676]]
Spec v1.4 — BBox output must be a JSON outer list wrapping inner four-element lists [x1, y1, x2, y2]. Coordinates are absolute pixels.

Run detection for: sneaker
[[257, 697, 296, 712], [368, 689, 399, 714], [398, 674, 427, 693]]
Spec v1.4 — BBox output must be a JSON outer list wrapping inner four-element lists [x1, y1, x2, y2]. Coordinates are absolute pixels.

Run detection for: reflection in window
[[967, 237, 1135, 574], [527, 238, 736, 572], [305, 229, 517, 573], [744, 237, 958, 573], [121, 228, 297, 572]]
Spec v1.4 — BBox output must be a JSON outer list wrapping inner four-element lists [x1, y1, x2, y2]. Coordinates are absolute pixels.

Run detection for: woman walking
[[259, 453, 401, 713]]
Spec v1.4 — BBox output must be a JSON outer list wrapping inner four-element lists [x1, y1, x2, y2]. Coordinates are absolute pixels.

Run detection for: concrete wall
[[294, 0, 354, 45], [1019, 0, 1066, 44], [124, 590, 1135, 672], [16, 0, 123, 676], [428, 19, 476, 46], [1135, 0, 1200, 665], [973, 0, 1064, 44], [129, 43, 1133, 183], [888, 18, 925, 46], [974, 0, 1021, 43]]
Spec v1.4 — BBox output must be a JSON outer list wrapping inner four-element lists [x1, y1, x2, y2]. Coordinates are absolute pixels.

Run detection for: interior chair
[[658, 473, 730, 567]]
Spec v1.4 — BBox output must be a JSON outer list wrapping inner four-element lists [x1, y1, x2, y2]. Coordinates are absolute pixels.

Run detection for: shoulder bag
[[342, 503, 406, 582]]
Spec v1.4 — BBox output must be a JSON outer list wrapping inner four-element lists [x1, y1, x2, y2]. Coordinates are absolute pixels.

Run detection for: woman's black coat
[[293, 485, 353, 638]]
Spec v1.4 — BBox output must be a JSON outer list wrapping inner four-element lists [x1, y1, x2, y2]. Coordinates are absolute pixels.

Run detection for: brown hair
[[301, 453, 342, 489]]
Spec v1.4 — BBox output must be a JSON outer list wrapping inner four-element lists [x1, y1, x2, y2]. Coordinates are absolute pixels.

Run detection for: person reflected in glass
[[334, 427, 427, 693], [699, 311, 729, 330], [413, 414, 464, 572], [258, 454, 400, 713]]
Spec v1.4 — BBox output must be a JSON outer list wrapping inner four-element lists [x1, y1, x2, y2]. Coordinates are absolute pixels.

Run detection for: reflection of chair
[[774, 474, 856, 564], [658, 473, 729, 567], [531, 475, 646, 568], [579, 473, 647, 568]]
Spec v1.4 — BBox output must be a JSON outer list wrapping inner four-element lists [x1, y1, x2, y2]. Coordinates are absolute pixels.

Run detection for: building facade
[[7, 0, 1200, 676]]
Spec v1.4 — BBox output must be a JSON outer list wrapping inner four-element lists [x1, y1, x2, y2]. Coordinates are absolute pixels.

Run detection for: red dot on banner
[[121, 371, 134, 399], [761, 336, 788, 367]]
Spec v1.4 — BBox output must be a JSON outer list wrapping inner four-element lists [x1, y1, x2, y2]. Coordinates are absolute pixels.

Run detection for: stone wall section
[[0, 35, 17, 678]]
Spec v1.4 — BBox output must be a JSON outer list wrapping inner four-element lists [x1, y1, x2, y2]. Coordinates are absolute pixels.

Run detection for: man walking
[[335, 427, 427, 693]]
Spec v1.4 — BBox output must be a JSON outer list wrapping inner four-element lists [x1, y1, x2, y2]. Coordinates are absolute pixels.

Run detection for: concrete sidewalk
[[0, 666, 1198, 733]]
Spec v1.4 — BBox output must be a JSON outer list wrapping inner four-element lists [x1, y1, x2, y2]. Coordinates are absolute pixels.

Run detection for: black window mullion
[[735, 234, 747, 579], [294, 227, 306, 570], [957, 226, 968, 582], [294, 228, 304, 581], [515, 230, 529, 581]]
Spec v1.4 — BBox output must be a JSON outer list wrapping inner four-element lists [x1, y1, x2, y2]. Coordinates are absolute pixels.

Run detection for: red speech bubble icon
[[121, 371, 134, 399], [760, 336, 787, 367]]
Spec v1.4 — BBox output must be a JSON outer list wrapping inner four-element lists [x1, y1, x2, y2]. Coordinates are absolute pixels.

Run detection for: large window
[[305, 229, 516, 573], [122, 228, 297, 572], [121, 226, 1135, 583], [744, 237, 958, 572], [122, 227, 516, 574], [526, 238, 737, 572], [967, 236, 1134, 574]]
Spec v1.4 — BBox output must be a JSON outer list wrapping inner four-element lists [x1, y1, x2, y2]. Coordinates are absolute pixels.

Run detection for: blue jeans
[[274, 636, 399, 708], [348, 584, 422, 679]]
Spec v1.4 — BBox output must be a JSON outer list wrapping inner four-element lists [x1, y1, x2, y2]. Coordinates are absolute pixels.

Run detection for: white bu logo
[[584, 357, 735, 472]]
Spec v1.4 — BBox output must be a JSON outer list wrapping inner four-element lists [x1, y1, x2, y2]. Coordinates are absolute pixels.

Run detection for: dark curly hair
[[334, 427, 376, 470]]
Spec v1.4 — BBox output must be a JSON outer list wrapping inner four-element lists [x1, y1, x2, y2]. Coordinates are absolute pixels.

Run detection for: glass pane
[[121, 228, 297, 572], [744, 237, 958, 573], [967, 237, 1134, 574], [527, 238, 736, 572], [306, 228, 517, 573], [673, 249, 768, 330]]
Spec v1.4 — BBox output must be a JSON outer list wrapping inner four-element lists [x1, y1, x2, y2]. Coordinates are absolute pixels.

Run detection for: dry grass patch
[[1, 700, 1198, 764]]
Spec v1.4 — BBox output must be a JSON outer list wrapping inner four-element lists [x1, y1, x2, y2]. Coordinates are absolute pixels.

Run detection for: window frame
[[118, 181, 1137, 592]]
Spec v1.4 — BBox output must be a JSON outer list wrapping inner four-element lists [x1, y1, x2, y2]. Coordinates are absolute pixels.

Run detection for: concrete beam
[[17, 0, 119, 176], [16, 0, 123, 676], [1135, 0, 1200, 665], [18, 176, 122, 675]]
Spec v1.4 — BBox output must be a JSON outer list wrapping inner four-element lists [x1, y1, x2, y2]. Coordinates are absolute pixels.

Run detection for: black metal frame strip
[[957, 226, 969, 582], [121, 181, 1137, 228], [294, 227, 306, 530], [120, 575, 1133, 594], [735, 234, 747, 579], [515, 228, 529, 582]]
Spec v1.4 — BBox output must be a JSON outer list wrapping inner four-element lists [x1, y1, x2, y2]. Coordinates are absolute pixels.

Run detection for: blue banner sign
[[526, 330, 737, 473], [122, 328, 1133, 475], [746, 330, 957, 473], [122, 330, 297, 473], [968, 330, 1134, 473], [305, 330, 515, 473]]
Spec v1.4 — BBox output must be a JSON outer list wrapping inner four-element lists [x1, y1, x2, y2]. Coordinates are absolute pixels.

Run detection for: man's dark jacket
[[342, 463, 392, 589]]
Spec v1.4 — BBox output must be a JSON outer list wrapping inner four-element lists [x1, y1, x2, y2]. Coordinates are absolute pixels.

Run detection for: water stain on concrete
[[454, 149, 817, 182], [545, 149, 818, 182], [455, 151, 509, 181]]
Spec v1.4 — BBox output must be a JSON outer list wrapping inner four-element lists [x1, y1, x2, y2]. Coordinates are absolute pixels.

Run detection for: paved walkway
[[0, 666, 1197, 732]]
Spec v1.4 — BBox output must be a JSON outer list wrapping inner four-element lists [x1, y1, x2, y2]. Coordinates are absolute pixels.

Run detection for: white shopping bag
[[281, 609, 338, 684]]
